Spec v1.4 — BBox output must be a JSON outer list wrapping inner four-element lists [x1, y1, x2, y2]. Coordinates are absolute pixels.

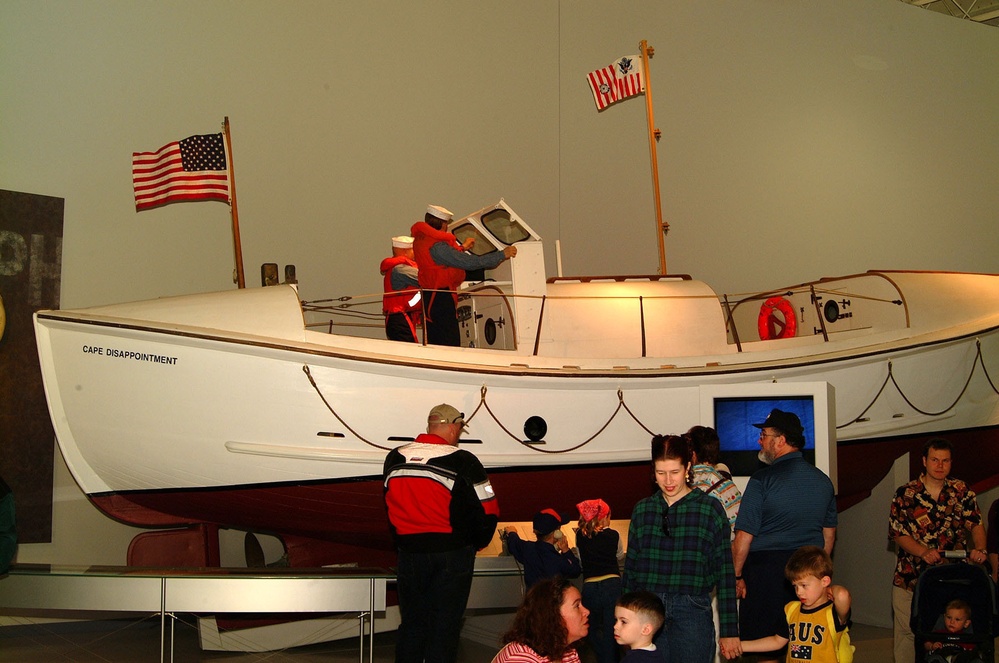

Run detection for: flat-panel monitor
[[699, 382, 837, 492]]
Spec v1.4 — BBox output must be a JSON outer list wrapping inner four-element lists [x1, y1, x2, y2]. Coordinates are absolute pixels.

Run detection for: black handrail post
[[532, 295, 547, 356], [810, 285, 829, 342], [723, 294, 743, 353], [639, 296, 647, 358]]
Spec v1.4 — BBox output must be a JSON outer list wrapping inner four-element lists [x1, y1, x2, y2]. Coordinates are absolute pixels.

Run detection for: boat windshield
[[482, 208, 531, 245], [451, 205, 533, 256], [453, 225, 496, 257]]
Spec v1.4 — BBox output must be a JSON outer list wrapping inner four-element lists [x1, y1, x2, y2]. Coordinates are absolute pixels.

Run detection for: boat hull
[[32, 271, 999, 562], [37, 312, 999, 509], [87, 421, 999, 560]]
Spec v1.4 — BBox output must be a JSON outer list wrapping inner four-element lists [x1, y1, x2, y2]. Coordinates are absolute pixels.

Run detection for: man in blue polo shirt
[[731, 409, 838, 663]]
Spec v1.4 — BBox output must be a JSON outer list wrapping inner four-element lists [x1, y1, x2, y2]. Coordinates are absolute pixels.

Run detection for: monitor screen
[[713, 395, 816, 477], [698, 382, 837, 490]]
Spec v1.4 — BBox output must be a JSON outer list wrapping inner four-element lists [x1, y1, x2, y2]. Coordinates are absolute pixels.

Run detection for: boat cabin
[[447, 200, 734, 359], [438, 200, 918, 361]]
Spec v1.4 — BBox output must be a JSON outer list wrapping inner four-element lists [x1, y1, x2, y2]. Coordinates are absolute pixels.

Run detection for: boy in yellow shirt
[[738, 546, 853, 663]]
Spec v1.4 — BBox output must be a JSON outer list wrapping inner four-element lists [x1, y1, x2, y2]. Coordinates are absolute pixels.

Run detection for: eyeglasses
[[758, 431, 780, 440], [661, 504, 672, 537]]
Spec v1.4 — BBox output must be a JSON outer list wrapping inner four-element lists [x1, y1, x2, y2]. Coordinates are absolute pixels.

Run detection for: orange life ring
[[758, 296, 797, 340]]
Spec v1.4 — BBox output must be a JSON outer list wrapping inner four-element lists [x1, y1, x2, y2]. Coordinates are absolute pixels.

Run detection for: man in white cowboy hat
[[379, 235, 421, 342], [410, 204, 517, 346], [383, 403, 500, 663]]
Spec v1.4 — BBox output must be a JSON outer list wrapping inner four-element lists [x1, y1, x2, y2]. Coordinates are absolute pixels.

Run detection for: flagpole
[[222, 116, 246, 289], [639, 40, 668, 275]]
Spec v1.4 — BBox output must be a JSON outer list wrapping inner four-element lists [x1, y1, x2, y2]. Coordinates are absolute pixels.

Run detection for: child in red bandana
[[576, 499, 625, 663]]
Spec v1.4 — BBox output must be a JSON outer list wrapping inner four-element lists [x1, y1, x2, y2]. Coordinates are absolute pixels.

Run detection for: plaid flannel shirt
[[623, 488, 739, 637]]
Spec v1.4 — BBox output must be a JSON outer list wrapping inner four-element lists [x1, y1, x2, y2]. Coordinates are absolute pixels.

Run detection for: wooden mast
[[639, 40, 668, 275], [222, 116, 246, 288]]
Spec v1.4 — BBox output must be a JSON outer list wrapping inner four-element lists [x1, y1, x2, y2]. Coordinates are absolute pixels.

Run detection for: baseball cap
[[428, 403, 467, 430], [532, 508, 568, 537], [752, 409, 805, 446]]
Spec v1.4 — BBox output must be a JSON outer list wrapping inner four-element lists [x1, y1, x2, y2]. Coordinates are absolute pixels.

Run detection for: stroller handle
[[941, 550, 970, 559]]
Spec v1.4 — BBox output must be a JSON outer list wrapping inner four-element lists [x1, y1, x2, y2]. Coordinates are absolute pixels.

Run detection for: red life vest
[[380, 255, 420, 315], [411, 221, 465, 303]]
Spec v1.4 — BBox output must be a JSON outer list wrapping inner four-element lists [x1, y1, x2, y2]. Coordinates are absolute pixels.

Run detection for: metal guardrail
[[300, 272, 909, 355]]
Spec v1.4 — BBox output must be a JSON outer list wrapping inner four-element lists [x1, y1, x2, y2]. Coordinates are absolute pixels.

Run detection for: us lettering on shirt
[[789, 621, 826, 645]]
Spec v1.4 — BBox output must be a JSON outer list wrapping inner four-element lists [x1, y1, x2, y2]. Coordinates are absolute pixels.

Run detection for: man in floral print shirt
[[888, 438, 987, 663]]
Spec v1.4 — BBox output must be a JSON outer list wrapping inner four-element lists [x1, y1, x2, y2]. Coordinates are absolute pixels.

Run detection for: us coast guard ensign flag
[[131, 133, 230, 211], [586, 55, 644, 110]]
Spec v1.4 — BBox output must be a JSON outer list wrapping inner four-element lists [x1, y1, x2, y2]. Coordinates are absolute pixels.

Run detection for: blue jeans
[[654, 593, 715, 663], [582, 576, 622, 663], [395, 546, 476, 663]]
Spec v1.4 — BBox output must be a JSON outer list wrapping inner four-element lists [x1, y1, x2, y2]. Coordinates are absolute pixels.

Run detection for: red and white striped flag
[[586, 55, 644, 111], [132, 133, 230, 212]]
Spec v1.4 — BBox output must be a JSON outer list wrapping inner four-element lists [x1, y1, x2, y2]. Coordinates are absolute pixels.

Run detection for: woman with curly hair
[[492, 575, 590, 662]]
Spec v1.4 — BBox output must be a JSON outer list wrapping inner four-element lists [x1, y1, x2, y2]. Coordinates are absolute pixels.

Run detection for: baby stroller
[[911, 554, 998, 663]]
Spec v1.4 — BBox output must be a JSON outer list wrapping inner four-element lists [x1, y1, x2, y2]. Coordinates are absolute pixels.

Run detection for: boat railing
[[300, 270, 910, 356], [302, 280, 726, 357], [302, 293, 387, 334], [721, 271, 909, 351]]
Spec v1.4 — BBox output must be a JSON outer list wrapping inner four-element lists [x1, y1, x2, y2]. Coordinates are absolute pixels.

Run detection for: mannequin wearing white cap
[[380, 236, 421, 342], [411, 204, 517, 346]]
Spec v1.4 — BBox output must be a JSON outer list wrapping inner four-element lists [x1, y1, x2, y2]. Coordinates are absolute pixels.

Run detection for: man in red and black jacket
[[383, 403, 499, 663]]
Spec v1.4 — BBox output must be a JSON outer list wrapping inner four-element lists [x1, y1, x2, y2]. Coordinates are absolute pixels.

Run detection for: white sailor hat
[[426, 205, 453, 222], [392, 235, 414, 249]]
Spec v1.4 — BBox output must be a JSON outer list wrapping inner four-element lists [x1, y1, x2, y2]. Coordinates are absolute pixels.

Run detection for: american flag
[[586, 55, 644, 111], [132, 133, 230, 211]]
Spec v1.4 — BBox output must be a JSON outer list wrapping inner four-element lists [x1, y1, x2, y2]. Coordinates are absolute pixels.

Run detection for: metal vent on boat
[[524, 416, 547, 444]]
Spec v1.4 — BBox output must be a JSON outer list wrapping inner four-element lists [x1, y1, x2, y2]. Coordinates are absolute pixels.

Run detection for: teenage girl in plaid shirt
[[623, 434, 741, 663]]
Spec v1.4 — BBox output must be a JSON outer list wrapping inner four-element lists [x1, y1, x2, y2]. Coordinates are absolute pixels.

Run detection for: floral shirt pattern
[[888, 476, 981, 590]]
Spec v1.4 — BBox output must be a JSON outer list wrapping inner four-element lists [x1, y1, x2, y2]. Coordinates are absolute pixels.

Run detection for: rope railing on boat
[[303, 364, 664, 454], [301, 337, 999, 452], [302, 278, 908, 354], [836, 339, 999, 429]]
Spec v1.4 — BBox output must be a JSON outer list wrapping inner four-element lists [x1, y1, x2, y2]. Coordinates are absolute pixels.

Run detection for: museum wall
[[2, 0, 998, 627]]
